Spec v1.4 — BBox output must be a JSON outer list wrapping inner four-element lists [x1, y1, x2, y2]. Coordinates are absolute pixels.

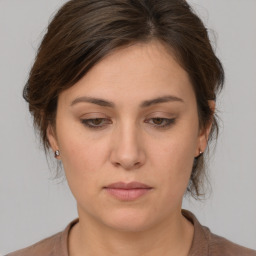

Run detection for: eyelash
[[80, 118, 176, 130]]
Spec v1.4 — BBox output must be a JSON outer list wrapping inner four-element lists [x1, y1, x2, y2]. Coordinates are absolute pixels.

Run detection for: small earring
[[195, 150, 203, 160], [54, 150, 60, 158]]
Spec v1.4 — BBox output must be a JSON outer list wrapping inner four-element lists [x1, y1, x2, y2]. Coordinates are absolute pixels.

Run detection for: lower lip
[[104, 188, 152, 201]]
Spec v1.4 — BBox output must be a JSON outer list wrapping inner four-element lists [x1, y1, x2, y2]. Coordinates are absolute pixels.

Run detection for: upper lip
[[104, 182, 152, 189]]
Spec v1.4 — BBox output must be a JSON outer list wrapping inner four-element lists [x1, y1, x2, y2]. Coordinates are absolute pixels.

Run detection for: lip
[[103, 182, 153, 201], [104, 182, 152, 189]]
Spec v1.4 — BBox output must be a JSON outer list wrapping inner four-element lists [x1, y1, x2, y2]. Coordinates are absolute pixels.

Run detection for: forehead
[[59, 40, 195, 106]]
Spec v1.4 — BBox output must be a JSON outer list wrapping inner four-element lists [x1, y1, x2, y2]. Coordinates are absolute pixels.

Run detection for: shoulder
[[206, 227, 256, 256], [6, 219, 78, 256], [182, 209, 256, 256], [5, 232, 62, 256]]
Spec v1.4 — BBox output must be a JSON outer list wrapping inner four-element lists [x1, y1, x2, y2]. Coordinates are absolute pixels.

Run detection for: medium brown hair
[[24, 0, 224, 198]]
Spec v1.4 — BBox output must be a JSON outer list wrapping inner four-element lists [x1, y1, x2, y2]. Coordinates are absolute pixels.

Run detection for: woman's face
[[48, 40, 210, 232]]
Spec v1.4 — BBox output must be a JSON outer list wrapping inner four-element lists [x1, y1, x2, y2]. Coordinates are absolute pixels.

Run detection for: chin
[[99, 208, 159, 233]]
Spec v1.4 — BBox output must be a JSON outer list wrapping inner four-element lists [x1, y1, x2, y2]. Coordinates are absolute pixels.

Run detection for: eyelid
[[80, 112, 109, 118], [81, 118, 112, 129], [145, 117, 176, 128], [145, 111, 175, 118]]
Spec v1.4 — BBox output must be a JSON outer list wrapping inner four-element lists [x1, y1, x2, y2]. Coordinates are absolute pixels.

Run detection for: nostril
[[113, 161, 141, 170]]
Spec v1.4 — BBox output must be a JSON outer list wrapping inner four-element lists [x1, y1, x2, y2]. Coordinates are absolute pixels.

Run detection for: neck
[[69, 209, 194, 256]]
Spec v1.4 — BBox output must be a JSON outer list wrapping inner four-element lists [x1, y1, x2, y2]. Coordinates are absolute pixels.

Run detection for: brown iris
[[91, 119, 103, 125], [152, 118, 164, 125]]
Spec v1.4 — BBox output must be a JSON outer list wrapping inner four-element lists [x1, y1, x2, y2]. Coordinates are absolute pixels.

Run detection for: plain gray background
[[0, 0, 256, 254]]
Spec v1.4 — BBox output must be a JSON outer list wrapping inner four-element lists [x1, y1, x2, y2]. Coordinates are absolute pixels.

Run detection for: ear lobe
[[208, 100, 216, 114], [197, 100, 215, 154], [46, 125, 59, 151]]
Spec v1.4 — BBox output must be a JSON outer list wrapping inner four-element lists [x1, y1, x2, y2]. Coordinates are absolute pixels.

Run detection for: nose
[[110, 123, 146, 170]]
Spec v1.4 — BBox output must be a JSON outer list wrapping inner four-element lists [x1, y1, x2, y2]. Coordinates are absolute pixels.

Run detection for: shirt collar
[[60, 210, 209, 256]]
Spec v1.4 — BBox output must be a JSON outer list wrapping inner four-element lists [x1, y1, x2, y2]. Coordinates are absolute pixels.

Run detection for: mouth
[[103, 182, 153, 201]]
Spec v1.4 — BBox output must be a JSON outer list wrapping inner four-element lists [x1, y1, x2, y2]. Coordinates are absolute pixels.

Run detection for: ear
[[46, 124, 59, 155], [196, 100, 215, 156]]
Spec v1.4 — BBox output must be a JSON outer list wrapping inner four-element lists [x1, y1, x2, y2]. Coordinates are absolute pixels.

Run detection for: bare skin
[[47, 40, 213, 256]]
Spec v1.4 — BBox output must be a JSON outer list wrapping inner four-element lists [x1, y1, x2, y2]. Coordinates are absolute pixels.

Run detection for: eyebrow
[[70, 95, 184, 108]]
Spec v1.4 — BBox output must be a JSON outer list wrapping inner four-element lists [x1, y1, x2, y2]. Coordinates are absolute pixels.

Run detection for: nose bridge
[[110, 119, 145, 170]]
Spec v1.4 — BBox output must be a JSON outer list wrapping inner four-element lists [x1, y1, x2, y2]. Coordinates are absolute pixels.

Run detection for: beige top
[[7, 210, 256, 256]]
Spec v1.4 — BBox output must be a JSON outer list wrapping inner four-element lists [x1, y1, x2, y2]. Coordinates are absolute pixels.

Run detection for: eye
[[81, 117, 175, 130], [81, 118, 111, 129], [146, 118, 176, 128]]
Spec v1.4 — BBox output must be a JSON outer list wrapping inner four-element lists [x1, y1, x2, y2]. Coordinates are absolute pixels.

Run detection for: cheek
[[56, 123, 109, 192], [150, 125, 198, 192], [156, 146, 193, 185]]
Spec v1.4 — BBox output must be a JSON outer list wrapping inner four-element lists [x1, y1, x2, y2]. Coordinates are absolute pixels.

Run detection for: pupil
[[93, 119, 102, 125], [154, 118, 163, 125]]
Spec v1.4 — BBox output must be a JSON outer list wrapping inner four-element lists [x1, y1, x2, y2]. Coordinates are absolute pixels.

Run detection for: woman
[[6, 0, 256, 255]]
